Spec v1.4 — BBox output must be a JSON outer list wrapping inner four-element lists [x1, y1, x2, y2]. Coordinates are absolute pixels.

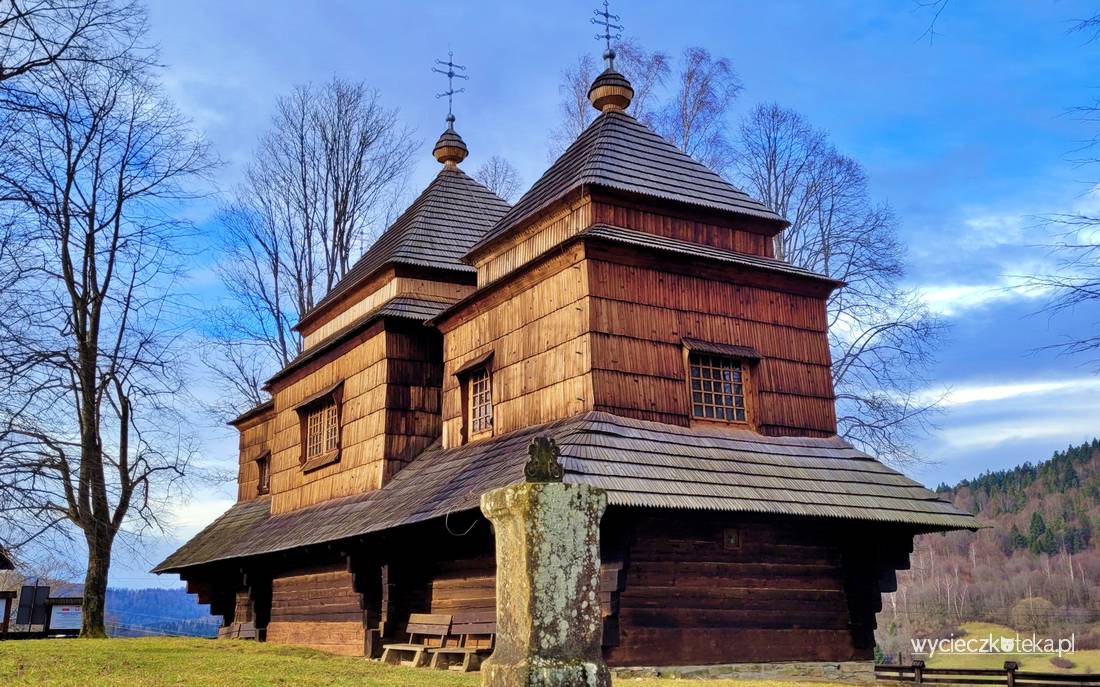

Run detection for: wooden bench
[[218, 621, 258, 640], [381, 613, 452, 668], [429, 611, 496, 672]]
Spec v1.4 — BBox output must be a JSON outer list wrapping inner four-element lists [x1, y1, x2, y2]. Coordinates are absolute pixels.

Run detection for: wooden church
[[157, 35, 975, 669]]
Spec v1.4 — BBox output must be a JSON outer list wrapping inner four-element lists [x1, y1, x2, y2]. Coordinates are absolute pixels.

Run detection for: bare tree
[[1025, 12, 1100, 367], [0, 0, 145, 83], [474, 155, 523, 202], [656, 47, 741, 176], [0, 49, 212, 636], [206, 79, 416, 414], [736, 104, 945, 465]]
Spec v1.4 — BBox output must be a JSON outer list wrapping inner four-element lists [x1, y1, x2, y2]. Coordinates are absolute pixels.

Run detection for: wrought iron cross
[[525, 436, 564, 483], [591, 0, 623, 68], [432, 51, 468, 118]]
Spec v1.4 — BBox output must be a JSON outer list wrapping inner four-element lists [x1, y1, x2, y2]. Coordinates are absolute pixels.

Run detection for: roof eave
[[227, 399, 275, 428], [294, 260, 476, 334]]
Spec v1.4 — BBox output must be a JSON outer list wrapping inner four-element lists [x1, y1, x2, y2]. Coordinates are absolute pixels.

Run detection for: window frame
[[255, 450, 271, 496], [682, 340, 756, 429], [467, 365, 494, 437], [455, 351, 494, 444], [294, 382, 344, 473]]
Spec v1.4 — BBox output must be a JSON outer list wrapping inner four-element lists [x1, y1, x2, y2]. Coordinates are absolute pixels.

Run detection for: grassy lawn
[[923, 622, 1097, 673], [0, 637, 855, 687]]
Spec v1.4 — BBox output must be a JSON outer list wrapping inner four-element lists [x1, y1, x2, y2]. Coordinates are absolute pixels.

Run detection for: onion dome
[[433, 113, 468, 167], [587, 56, 633, 112]]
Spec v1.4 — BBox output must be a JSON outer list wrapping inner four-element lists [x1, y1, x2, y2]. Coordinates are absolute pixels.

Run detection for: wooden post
[[913, 659, 925, 686], [1, 596, 10, 636], [1004, 661, 1019, 687]]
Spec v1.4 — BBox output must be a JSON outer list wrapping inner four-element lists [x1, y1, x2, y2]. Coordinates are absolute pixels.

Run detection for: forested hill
[[877, 439, 1100, 661], [105, 588, 217, 638], [938, 439, 1100, 555]]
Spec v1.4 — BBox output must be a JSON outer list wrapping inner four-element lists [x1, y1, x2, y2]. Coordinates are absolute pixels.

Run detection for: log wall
[[428, 554, 496, 618], [266, 563, 365, 656], [604, 512, 868, 667]]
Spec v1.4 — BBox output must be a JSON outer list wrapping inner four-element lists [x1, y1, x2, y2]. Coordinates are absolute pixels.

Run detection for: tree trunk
[[81, 531, 112, 638]]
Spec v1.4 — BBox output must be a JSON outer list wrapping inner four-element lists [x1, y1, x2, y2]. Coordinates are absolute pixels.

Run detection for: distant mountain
[[106, 587, 218, 638], [876, 439, 1100, 661]]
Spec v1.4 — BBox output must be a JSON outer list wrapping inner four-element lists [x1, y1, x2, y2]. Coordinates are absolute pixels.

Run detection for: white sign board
[[48, 605, 82, 631]]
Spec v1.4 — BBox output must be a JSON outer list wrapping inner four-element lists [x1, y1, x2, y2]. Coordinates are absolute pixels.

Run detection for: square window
[[688, 352, 748, 425]]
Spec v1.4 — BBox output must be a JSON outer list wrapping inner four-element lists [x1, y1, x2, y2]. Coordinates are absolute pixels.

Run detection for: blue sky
[[109, 0, 1100, 587]]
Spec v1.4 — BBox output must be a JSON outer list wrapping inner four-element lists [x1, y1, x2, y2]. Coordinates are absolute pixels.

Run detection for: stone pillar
[[480, 438, 610, 687]]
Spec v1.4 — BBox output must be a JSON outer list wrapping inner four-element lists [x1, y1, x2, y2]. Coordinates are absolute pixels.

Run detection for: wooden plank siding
[[590, 192, 776, 258], [381, 325, 444, 482], [266, 563, 365, 656], [235, 410, 275, 502], [266, 320, 444, 514], [302, 275, 472, 350], [585, 245, 837, 436], [439, 235, 836, 445], [471, 191, 778, 289], [439, 244, 593, 448], [604, 512, 867, 667]]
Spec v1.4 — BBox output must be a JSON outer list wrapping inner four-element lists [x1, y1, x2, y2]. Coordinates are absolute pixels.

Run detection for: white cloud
[[171, 496, 234, 539], [927, 376, 1100, 407], [938, 416, 1096, 451], [918, 375, 1100, 453], [914, 276, 1049, 316]]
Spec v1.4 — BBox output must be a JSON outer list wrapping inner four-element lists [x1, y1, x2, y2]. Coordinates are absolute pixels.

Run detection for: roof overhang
[[153, 411, 978, 574]]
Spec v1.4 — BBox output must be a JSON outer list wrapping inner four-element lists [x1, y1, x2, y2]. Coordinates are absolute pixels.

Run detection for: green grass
[[0, 637, 855, 687], [923, 622, 1096, 673]]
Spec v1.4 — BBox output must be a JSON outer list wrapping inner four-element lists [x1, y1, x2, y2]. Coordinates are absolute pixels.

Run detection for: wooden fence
[[876, 662, 1100, 687]]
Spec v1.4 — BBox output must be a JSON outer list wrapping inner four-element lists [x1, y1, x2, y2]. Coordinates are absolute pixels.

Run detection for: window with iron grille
[[256, 454, 270, 496], [468, 366, 493, 435], [689, 352, 747, 423], [305, 399, 339, 459]]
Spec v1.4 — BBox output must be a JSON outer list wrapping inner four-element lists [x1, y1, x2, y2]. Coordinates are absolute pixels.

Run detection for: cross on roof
[[591, 0, 623, 68], [432, 51, 468, 122]]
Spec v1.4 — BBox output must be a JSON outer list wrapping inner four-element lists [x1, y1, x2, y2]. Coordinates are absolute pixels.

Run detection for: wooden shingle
[[466, 111, 786, 259], [154, 411, 976, 573]]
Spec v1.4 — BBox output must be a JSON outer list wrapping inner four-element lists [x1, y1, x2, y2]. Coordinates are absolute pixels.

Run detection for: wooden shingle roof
[[466, 110, 786, 259], [154, 412, 976, 573], [580, 224, 842, 286], [303, 167, 510, 320]]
